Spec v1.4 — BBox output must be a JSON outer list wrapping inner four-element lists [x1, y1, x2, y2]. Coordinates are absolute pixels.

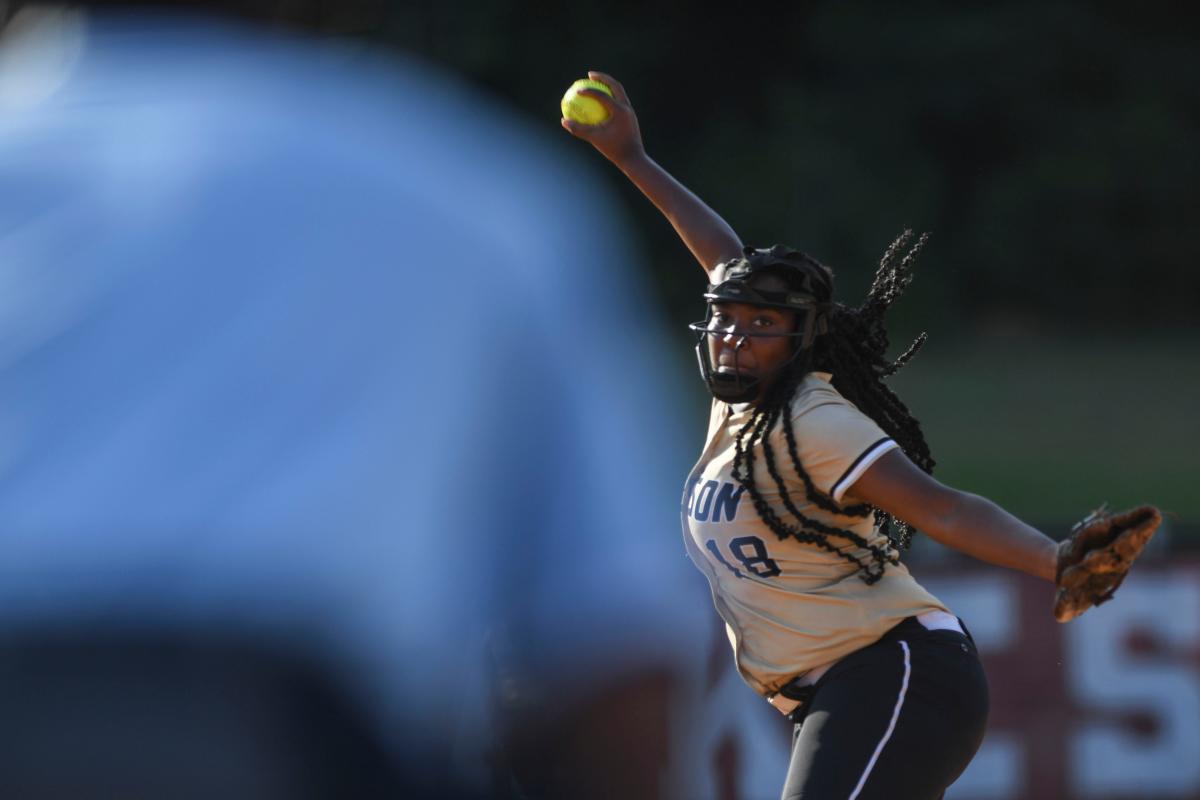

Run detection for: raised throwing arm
[[561, 71, 743, 278]]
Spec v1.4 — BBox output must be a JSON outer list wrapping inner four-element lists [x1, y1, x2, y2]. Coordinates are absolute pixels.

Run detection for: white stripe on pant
[[848, 640, 911, 800]]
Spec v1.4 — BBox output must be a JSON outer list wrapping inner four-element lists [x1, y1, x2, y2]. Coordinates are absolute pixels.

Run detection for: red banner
[[508, 560, 1200, 800]]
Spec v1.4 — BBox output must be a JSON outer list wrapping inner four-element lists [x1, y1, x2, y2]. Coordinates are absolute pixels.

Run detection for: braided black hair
[[728, 230, 933, 584]]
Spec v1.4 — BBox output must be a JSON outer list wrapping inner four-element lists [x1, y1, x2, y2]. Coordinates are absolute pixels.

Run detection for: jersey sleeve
[[789, 390, 898, 503]]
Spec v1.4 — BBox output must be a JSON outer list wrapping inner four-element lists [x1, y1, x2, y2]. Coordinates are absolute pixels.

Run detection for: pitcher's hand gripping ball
[[1054, 504, 1162, 622], [560, 78, 613, 125]]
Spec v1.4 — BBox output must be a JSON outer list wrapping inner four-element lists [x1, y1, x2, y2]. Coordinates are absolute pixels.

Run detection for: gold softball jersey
[[681, 372, 950, 697]]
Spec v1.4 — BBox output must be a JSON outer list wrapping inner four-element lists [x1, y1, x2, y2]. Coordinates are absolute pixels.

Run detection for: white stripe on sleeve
[[830, 438, 898, 503]]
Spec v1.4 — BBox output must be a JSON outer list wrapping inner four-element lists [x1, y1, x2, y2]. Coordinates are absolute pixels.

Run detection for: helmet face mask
[[689, 309, 818, 403], [688, 246, 832, 404]]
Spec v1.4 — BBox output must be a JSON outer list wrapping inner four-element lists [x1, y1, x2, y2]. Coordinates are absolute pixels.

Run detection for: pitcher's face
[[706, 302, 798, 402]]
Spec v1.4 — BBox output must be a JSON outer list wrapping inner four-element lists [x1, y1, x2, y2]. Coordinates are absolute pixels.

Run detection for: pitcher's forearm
[[615, 152, 743, 274], [926, 492, 1059, 582]]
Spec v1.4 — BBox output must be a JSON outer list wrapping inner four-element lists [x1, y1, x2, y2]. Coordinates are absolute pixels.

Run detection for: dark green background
[[85, 1, 1197, 526], [383, 2, 1198, 527]]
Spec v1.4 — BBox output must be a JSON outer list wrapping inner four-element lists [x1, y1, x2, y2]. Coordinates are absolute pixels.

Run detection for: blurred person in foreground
[[0, 6, 707, 798]]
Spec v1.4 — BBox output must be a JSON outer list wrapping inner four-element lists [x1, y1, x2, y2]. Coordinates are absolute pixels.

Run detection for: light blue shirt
[[0, 10, 709, 772]]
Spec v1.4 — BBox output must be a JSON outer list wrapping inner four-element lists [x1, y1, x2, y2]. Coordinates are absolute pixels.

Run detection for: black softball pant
[[780, 617, 989, 800]]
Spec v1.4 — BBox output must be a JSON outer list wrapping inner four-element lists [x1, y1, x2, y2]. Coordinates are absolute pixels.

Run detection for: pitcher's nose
[[721, 331, 749, 350]]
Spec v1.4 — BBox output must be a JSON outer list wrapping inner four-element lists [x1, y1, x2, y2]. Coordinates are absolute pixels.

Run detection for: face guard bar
[[689, 247, 834, 403], [688, 305, 828, 404]]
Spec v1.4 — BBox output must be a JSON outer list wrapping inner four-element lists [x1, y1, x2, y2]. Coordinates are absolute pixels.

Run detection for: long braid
[[812, 230, 935, 549], [732, 406, 885, 582], [721, 231, 934, 581], [760, 395, 897, 570], [779, 394, 872, 519]]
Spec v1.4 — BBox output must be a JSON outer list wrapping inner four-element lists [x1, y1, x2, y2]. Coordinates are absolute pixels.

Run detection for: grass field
[[886, 335, 1199, 530]]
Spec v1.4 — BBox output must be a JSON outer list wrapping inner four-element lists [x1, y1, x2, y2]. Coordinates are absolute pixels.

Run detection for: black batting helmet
[[688, 245, 833, 403]]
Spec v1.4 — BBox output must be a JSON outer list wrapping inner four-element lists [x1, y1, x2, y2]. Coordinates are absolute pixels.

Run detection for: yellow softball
[[560, 78, 613, 125]]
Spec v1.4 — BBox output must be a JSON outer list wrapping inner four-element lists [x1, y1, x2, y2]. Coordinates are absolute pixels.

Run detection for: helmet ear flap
[[789, 307, 828, 353]]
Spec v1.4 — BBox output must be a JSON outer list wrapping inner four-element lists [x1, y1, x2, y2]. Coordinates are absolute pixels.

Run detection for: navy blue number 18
[[705, 535, 781, 579]]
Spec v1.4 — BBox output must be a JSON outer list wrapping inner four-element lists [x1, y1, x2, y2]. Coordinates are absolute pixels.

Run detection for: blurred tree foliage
[[21, 2, 1195, 332], [11, 0, 1193, 519], [365, 1, 1198, 335]]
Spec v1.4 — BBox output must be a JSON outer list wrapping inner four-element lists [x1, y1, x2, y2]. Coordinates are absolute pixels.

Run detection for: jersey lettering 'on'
[[682, 478, 746, 523]]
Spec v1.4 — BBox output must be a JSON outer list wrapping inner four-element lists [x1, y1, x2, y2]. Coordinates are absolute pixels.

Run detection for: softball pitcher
[[561, 71, 1161, 800]]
